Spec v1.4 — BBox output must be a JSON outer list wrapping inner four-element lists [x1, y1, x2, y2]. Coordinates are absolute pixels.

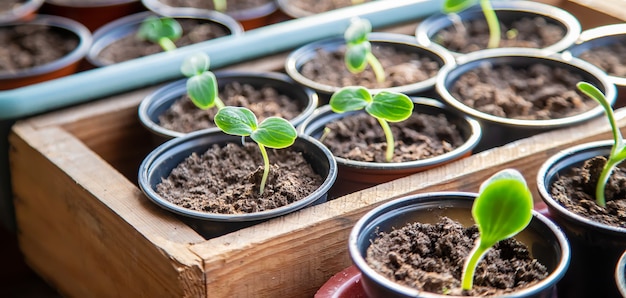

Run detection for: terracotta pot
[[415, 0, 581, 58], [141, 0, 277, 30], [564, 24, 626, 108], [0, 14, 92, 90], [617, 250, 626, 298], [138, 131, 337, 238], [537, 140, 626, 298], [285, 32, 454, 103], [348, 192, 570, 297], [41, 0, 145, 31], [436, 48, 616, 152], [297, 97, 481, 198], [0, 0, 43, 23]]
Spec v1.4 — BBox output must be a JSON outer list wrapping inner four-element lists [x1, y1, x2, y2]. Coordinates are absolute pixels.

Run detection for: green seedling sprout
[[180, 52, 225, 110], [461, 168, 534, 291], [344, 17, 385, 83], [136, 16, 182, 52], [443, 0, 501, 49], [577, 81, 623, 207], [214, 106, 297, 195], [213, 0, 226, 12], [329, 86, 413, 162]]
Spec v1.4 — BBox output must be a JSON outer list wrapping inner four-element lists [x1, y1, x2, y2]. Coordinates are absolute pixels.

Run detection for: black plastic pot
[[537, 140, 626, 298], [139, 71, 318, 144], [138, 131, 337, 239], [297, 97, 481, 198], [0, 0, 43, 23], [349, 192, 570, 298], [415, 0, 580, 58], [436, 48, 616, 152], [285, 32, 454, 102]]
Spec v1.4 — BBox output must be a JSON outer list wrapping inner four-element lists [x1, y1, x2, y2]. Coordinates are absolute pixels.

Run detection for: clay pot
[[141, 0, 278, 30], [537, 140, 626, 298], [0, 0, 43, 23], [86, 10, 243, 67], [138, 131, 337, 238], [285, 32, 454, 103], [41, 0, 145, 31], [0, 14, 92, 90], [297, 97, 481, 198], [138, 71, 318, 144], [436, 48, 616, 152], [348, 192, 570, 297], [415, 0, 581, 58]]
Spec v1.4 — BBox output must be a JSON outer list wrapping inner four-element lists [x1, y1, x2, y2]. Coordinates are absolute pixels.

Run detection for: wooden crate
[[8, 1, 626, 297]]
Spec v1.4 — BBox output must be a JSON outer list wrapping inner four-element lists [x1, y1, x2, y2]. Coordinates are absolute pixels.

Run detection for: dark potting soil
[[0, 0, 25, 12], [158, 81, 304, 133], [96, 18, 230, 65], [321, 112, 465, 163], [434, 16, 565, 53], [159, 0, 273, 12], [156, 142, 323, 214], [0, 23, 78, 73], [578, 42, 626, 77], [287, 0, 373, 14], [366, 217, 549, 296], [451, 63, 596, 120], [550, 156, 626, 228], [300, 44, 441, 89]]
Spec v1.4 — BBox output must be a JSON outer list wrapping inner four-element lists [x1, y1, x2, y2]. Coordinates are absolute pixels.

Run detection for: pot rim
[[436, 47, 617, 128], [0, 14, 92, 80], [617, 250, 626, 297], [348, 191, 571, 297], [45, 0, 139, 7], [297, 97, 482, 170], [141, 0, 277, 21], [284, 32, 455, 95], [0, 0, 43, 23], [415, 0, 581, 57]]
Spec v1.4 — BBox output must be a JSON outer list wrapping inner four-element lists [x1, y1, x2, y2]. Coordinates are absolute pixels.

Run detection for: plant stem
[[377, 117, 394, 162], [366, 52, 385, 83], [480, 0, 500, 48], [214, 97, 225, 110], [214, 0, 227, 11], [461, 241, 489, 291], [159, 38, 177, 52], [258, 143, 270, 195]]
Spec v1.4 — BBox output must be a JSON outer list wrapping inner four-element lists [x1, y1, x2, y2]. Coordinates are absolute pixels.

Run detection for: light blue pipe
[[0, 0, 444, 120]]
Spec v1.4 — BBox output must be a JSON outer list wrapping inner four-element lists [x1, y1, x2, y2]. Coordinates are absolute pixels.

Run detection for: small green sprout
[[137, 16, 182, 52], [577, 81, 622, 207], [214, 106, 297, 195], [329, 86, 413, 162], [461, 168, 534, 291], [443, 0, 501, 49], [180, 52, 225, 110], [344, 17, 385, 83], [213, 0, 226, 12]]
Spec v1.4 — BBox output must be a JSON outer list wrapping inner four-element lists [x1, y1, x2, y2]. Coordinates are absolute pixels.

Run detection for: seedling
[[461, 168, 534, 291], [344, 17, 385, 83], [329, 86, 413, 162], [577, 81, 622, 207], [214, 106, 297, 195], [180, 52, 225, 110], [213, 0, 227, 12], [443, 0, 501, 49], [136, 16, 182, 52]]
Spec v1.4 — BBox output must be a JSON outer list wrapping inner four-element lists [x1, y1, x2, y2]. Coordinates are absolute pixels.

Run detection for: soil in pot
[[0, 0, 27, 12], [577, 44, 626, 78], [320, 112, 465, 163], [435, 16, 565, 54], [156, 142, 323, 214], [157, 0, 272, 14], [366, 216, 549, 296], [285, 0, 373, 14], [300, 44, 440, 90], [157, 81, 304, 134], [0, 22, 78, 75], [450, 63, 596, 120], [96, 18, 230, 64]]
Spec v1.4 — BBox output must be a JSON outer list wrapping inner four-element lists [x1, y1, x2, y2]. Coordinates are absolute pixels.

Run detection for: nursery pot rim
[[617, 250, 626, 298], [138, 70, 319, 140], [348, 191, 571, 297], [45, 0, 139, 7], [0, 0, 43, 23], [436, 47, 617, 128], [537, 139, 626, 234], [138, 130, 337, 222], [0, 14, 92, 80], [296, 97, 482, 170], [415, 0, 581, 57], [140, 0, 277, 22], [284, 32, 455, 95]]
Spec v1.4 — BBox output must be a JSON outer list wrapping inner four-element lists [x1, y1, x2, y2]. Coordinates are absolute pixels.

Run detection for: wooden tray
[[8, 0, 626, 296]]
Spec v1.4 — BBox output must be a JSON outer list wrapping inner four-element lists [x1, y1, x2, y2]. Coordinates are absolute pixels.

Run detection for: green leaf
[[214, 107, 257, 136], [345, 42, 370, 73], [251, 117, 297, 149], [181, 53, 210, 77], [366, 91, 414, 122], [186, 72, 218, 110], [443, 0, 477, 13], [329, 86, 372, 113], [344, 17, 371, 44], [137, 16, 182, 43]]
